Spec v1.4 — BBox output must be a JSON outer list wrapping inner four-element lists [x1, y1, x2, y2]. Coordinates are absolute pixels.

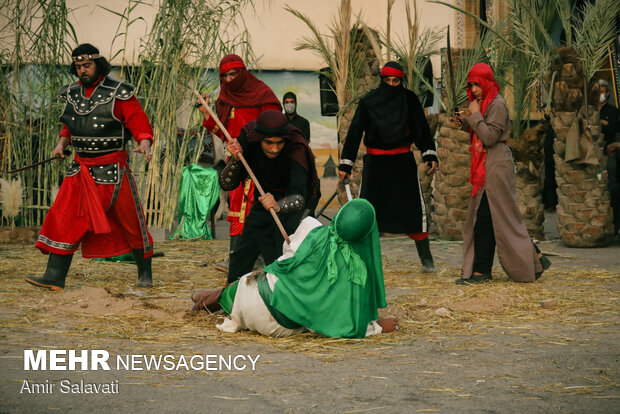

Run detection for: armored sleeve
[[219, 159, 246, 191], [277, 194, 306, 214]]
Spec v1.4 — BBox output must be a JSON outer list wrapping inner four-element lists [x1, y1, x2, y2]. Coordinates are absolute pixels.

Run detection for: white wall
[[60, 0, 454, 75]]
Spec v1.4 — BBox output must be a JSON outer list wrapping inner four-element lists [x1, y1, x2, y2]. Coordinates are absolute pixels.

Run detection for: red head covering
[[467, 63, 500, 114], [216, 54, 281, 124], [219, 54, 246, 74], [381, 61, 404, 79], [466, 63, 500, 198]]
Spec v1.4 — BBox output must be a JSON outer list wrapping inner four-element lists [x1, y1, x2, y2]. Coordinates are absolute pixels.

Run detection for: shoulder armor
[[103, 77, 136, 100], [58, 82, 77, 102]]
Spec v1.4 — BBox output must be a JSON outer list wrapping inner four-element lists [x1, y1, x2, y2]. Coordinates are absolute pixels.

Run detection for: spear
[[4, 149, 72, 175], [446, 25, 459, 116], [193, 90, 291, 244]]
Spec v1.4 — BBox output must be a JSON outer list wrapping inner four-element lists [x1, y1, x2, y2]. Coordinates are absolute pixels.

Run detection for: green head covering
[[264, 199, 386, 338], [335, 198, 375, 241]]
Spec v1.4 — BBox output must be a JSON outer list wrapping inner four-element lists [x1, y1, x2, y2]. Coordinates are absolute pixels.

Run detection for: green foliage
[[286, 0, 372, 112], [388, 0, 444, 108], [430, 1, 513, 111], [434, 0, 557, 139], [503, 0, 558, 138], [571, 0, 620, 83]]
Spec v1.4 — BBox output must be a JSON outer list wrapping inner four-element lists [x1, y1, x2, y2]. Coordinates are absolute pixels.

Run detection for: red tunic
[[36, 78, 154, 258], [203, 103, 280, 235]]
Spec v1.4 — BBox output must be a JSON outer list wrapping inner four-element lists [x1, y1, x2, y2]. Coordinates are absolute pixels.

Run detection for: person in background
[[283, 91, 311, 142], [597, 79, 620, 239]]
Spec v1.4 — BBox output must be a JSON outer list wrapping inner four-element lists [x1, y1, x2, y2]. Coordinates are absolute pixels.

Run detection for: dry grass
[[0, 238, 618, 357]]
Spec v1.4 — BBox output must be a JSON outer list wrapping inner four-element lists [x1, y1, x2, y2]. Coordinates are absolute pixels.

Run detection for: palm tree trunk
[[508, 124, 546, 240], [432, 114, 472, 240], [550, 106, 614, 246]]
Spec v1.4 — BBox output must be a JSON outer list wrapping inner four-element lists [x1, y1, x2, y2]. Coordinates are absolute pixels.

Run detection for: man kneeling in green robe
[[191, 199, 398, 338]]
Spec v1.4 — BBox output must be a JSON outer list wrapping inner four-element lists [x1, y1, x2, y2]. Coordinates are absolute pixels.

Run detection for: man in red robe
[[26, 43, 154, 291], [197, 54, 281, 271]]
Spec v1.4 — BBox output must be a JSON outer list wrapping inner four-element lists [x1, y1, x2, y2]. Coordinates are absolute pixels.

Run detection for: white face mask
[[284, 103, 296, 114], [599, 93, 607, 104]]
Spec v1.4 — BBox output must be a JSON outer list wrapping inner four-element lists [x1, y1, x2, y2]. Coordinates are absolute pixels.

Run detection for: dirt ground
[[0, 210, 619, 413]]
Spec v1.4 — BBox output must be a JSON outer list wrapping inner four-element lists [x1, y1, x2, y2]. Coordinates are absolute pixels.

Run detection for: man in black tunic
[[220, 110, 318, 283], [337, 61, 438, 273]]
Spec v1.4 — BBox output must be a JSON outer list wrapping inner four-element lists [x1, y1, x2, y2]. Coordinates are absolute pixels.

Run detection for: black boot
[[414, 238, 435, 274], [133, 249, 153, 288], [25, 253, 73, 291], [214, 235, 242, 273]]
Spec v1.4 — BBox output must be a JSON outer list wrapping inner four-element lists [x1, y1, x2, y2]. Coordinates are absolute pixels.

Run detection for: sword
[[344, 181, 353, 202], [4, 149, 72, 175], [315, 178, 351, 221], [195, 54, 265, 107], [315, 189, 338, 220], [446, 25, 459, 116]]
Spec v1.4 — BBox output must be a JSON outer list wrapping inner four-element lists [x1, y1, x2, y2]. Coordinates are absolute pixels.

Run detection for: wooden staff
[[193, 90, 290, 244]]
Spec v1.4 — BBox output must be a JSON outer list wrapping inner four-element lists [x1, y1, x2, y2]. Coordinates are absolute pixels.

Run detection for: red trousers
[[227, 178, 255, 236], [36, 165, 153, 259]]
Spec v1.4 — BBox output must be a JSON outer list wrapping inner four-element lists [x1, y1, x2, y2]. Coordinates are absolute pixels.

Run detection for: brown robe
[[461, 95, 542, 282]]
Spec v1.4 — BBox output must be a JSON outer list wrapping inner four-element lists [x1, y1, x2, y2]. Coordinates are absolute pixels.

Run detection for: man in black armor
[[26, 43, 155, 291]]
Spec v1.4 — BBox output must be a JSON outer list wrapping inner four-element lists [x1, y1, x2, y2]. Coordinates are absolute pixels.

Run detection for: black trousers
[[473, 191, 495, 274], [227, 207, 303, 284], [473, 191, 541, 275], [611, 182, 620, 232], [608, 152, 620, 232]]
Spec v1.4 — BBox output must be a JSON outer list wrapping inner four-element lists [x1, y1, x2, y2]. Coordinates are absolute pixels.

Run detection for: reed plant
[[0, 0, 75, 225], [389, 0, 444, 108], [1, 0, 254, 230], [285, 0, 371, 111], [106, 0, 254, 229]]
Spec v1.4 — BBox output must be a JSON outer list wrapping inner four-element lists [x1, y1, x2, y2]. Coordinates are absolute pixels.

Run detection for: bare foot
[[377, 317, 399, 333]]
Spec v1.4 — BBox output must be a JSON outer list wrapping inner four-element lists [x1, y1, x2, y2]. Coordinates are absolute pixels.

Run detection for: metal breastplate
[[59, 77, 135, 158]]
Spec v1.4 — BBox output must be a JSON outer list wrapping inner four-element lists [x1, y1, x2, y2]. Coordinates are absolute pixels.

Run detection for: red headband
[[381, 66, 403, 79], [220, 60, 246, 75]]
